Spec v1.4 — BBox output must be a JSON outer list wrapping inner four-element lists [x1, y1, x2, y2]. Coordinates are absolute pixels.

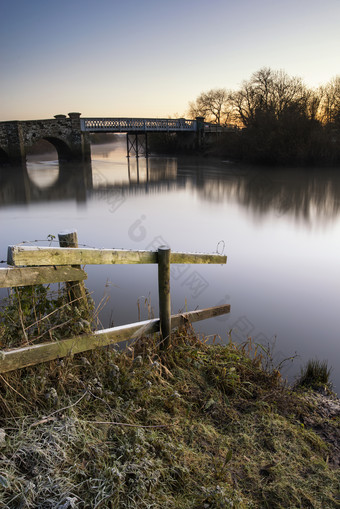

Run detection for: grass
[[0, 326, 339, 508], [0, 283, 95, 348], [296, 359, 332, 390]]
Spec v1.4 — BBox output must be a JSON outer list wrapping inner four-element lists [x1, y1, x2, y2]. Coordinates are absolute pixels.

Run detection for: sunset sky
[[1, 0, 339, 121]]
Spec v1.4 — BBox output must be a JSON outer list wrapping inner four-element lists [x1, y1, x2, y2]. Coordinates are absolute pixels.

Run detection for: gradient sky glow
[[1, 0, 339, 120]]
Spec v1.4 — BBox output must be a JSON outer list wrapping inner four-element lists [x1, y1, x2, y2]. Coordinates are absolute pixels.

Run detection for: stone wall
[[0, 113, 91, 166]]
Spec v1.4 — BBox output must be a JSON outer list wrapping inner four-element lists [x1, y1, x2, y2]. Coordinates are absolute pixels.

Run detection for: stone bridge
[[0, 113, 91, 167]]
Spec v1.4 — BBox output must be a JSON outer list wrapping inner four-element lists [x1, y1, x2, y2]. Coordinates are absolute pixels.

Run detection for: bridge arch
[[26, 136, 73, 163]]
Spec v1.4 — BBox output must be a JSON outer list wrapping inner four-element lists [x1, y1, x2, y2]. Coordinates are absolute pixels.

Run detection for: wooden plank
[[172, 305, 230, 327], [0, 266, 87, 288], [170, 253, 227, 264], [7, 246, 158, 266], [8, 245, 227, 267], [0, 304, 230, 373]]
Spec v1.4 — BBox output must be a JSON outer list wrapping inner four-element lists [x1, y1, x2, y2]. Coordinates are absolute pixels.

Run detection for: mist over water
[[1, 136, 340, 391]]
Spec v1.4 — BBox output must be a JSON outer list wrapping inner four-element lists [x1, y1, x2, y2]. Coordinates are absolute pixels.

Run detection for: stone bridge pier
[[0, 112, 91, 167]]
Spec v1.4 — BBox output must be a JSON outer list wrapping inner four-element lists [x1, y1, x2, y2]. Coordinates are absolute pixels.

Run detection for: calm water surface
[[1, 137, 340, 391]]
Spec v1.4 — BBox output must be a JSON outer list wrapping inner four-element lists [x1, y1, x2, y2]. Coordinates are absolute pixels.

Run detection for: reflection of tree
[[239, 170, 340, 223], [177, 162, 340, 225]]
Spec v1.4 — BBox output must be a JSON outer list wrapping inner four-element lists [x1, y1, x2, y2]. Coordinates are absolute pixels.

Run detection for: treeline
[[188, 68, 340, 165]]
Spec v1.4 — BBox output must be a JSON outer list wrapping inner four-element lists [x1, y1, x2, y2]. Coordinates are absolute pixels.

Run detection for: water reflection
[[27, 161, 60, 189], [0, 160, 92, 206], [2, 151, 340, 228], [177, 161, 340, 225], [1, 143, 340, 391]]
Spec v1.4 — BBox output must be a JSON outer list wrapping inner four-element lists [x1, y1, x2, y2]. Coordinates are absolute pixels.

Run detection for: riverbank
[[148, 127, 340, 166], [0, 328, 339, 508]]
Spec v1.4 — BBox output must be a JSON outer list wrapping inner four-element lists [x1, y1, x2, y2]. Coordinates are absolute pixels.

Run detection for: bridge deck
[[81, 118, 197, 133]]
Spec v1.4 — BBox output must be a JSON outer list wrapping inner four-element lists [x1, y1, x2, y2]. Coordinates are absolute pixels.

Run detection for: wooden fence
[[0, 230, 230, 373]]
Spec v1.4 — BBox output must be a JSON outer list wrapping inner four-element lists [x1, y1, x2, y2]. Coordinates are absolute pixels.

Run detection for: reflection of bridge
[[0, 156, 181, 207], [0, 113, 213, 167], [1, 154, 340, 223], [0, 163, 93, 206]]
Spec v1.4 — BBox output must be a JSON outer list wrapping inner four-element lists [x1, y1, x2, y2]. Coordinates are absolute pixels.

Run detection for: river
[[1, 136, 339, 391]]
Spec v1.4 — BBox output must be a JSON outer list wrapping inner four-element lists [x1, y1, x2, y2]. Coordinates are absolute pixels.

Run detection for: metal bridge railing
[[81, 118, 197, 133]]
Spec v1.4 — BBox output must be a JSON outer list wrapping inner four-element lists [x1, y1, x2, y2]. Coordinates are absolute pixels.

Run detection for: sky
[[1, 0, 339, 121]]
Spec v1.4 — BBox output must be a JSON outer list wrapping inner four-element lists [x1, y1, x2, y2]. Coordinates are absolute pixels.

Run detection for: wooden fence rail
[[0, 266, 87, 288], [0, 306, 230, 373], [0, 230, 230, 373], [7, 245, 226, 267]]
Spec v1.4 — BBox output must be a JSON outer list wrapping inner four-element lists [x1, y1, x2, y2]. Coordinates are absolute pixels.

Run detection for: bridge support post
[[145, 132, 148, 157], [126, 133, 148, 158], [195, 116, 205, 150], [67, 112, 91, 163]]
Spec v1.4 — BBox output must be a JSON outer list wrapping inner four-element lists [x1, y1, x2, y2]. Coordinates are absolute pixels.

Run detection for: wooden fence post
[[158, 246, 171, 348], [58, 230, 88, 309]]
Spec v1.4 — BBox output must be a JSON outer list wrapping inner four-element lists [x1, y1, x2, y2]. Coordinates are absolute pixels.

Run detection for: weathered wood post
[[158, 246, 171, 349], [58, 230, 88, 309]]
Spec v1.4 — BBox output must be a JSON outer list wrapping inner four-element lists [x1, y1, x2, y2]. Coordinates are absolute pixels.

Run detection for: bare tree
[[232, 68, 313, 127], [319, 76, 340, 125], [188, 88, 235, 125]]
